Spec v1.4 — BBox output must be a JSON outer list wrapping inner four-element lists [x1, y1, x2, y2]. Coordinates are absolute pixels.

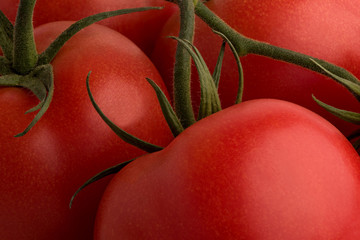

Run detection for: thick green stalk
[[173, 0, 196, 128], [13, 0, 38, 74], [193, 1, 359, 84]]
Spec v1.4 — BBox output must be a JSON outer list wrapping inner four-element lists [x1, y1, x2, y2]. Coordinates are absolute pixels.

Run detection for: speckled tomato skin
[[95, 99, 360, 240]]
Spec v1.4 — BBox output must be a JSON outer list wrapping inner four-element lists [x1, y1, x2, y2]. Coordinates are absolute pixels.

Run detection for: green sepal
[[23, 64, 54, 113], [0, 56, 13, 75], [16, 64, 54, 137], [212, 41, 226, 88], [69, 157, 136, 208], [0, 68, 48, 111], [146, 78, 184, 137], [169, 36, 221, 120], [0, 10, 14, 39], [0, 73, 48, 113], [310, 58, 360, 101], [310, 58, 360, 132], [312, 95, 360, 125], [0, 74, 22, 87], [0, 10, 14, 61], [0, 64, 54, 137], [38, 6, 163, 65], [213, 30, 244, 104], [86, 72, 164, 153]]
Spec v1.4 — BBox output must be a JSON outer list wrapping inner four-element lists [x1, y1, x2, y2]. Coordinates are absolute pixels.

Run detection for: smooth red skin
[[151, 0, 360, 136], [0, 22, 173, 240], [0, 0, 177, 55], [95, 99, 360, 239]]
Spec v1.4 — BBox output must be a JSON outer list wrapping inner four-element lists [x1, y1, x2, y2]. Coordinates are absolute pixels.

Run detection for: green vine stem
[[172, 0, 197, 128], [12, 0, 38, 74], [192, 1, 359, 84]]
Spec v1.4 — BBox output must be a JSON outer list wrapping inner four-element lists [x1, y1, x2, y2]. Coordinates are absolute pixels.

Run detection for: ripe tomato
[[0, 22, 173, 240], [0, 0, 177, 55], [94, 99, 360, 240], [151, 0, 360, 136]]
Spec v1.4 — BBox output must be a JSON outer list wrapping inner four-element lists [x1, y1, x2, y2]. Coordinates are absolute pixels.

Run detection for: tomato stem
[[173, 0, 197, 128], [193, 0, 359, 84], [13, 0, 38, 75]]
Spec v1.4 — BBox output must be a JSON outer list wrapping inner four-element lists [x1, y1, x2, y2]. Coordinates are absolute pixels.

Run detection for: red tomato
[[94, 99, 360, 240], [0, 0, 177, 55], [151, 0, 360, 136], [0, 22, 173, 240]]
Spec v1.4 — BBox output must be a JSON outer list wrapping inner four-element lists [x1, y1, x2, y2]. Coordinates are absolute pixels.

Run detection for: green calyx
[[0, 0, 163, 136]]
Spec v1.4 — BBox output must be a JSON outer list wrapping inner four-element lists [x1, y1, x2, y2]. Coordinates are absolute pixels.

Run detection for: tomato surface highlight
[[95, 99, 360, 239]]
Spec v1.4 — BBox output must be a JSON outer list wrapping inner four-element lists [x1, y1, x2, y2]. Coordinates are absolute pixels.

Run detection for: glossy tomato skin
[[151, 0, 360, 136], [95, 99, 360, 240], [0, 22, 173, 240], [0, 0, 177, 55]]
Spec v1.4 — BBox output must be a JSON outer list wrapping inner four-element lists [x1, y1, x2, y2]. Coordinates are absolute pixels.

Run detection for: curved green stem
[[12, 0, 38, 74], [193, 1, 359, 84], [146, 78, 184, 137], [38, 7, 162, 65], [173, 0, 196, 128]]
